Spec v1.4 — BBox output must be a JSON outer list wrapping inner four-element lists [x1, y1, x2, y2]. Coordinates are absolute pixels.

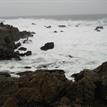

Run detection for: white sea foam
[[0, 18, 107, 79]]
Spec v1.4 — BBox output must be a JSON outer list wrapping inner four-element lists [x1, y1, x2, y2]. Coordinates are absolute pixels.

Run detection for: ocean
[[0, 14, 107, 79], [1, 14, 107, 20]]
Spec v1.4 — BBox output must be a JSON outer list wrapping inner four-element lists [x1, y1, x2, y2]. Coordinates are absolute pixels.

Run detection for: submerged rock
[[40, 42, 54, 51]]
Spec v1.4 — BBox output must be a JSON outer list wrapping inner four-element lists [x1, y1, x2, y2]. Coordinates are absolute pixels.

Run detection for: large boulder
[[40, 42, 54, 51]]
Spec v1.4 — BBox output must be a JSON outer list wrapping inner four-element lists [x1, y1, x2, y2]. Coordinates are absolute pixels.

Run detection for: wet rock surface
[[0, 62, 107, 107], [0, 23, 33, 60]]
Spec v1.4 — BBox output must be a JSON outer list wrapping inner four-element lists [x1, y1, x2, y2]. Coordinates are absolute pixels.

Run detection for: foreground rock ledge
[[0, 62, 107, 107]]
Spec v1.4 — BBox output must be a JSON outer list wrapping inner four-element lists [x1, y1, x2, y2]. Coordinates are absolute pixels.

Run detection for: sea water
[[0, 14, 107, 79]]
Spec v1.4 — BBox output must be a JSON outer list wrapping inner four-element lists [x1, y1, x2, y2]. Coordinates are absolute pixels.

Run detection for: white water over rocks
[[0, 18, 107, 79]]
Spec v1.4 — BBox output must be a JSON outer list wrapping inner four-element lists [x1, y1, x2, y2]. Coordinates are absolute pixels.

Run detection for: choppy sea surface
[[0, 14, 107, 79]]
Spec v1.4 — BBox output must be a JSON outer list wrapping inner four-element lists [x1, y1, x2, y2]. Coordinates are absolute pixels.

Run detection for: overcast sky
[[0, 0, 107, 17]]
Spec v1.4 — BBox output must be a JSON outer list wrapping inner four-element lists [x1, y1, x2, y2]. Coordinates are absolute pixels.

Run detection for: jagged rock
[[93, 62, 107, 74], [40, 42, 54, 51], [0, 23, 33, 60], [95, 26, 104, 32]]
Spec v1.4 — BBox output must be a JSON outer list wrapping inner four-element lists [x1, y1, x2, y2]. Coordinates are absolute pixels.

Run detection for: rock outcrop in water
[[40, 42, 54, 51], [95, 26, 104, 32], [0, 62, 107, 107], [0, 22, 33, 60]]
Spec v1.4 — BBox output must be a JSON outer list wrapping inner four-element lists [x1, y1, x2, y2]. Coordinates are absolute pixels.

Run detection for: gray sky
[[0, 0, 107, 17]]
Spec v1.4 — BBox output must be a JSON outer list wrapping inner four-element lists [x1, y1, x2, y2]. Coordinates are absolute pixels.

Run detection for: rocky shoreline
[[0, 23, 107, 107], [0, 62, 106, 107], [0, 22, 33, 60]]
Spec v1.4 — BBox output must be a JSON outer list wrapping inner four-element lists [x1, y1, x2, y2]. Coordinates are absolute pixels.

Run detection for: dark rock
[[40, 42, 54, 51], [13, 51, 21, 60], [18, 53, 25, 57], [45, 26, 52, 28], [95, 26, 104, 32], [0, 71, 11, 77], [32, 23, 36, 25], [24, 66, 32, 69], [31, 32, 36, 34], [18, 47, 27, 51], [60, 30, 64, 32], [58, 25, 66, 28], [2, 97, 18, 107], [25, 51, 32, 56], [68, 55, 73, 58], [23, 39, 32, 44], [93, 62, 107, 102], [17, 71, 33, 76], [0, 23, 33, 60], [0, 62, 107, 107], [75, 24, 80, 27], [72, 69, 99, 82], [15, 51, 32, 57], [54, 31, 58, 33], [14, 42, 21, 49], [93, 62, 107, 74]]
